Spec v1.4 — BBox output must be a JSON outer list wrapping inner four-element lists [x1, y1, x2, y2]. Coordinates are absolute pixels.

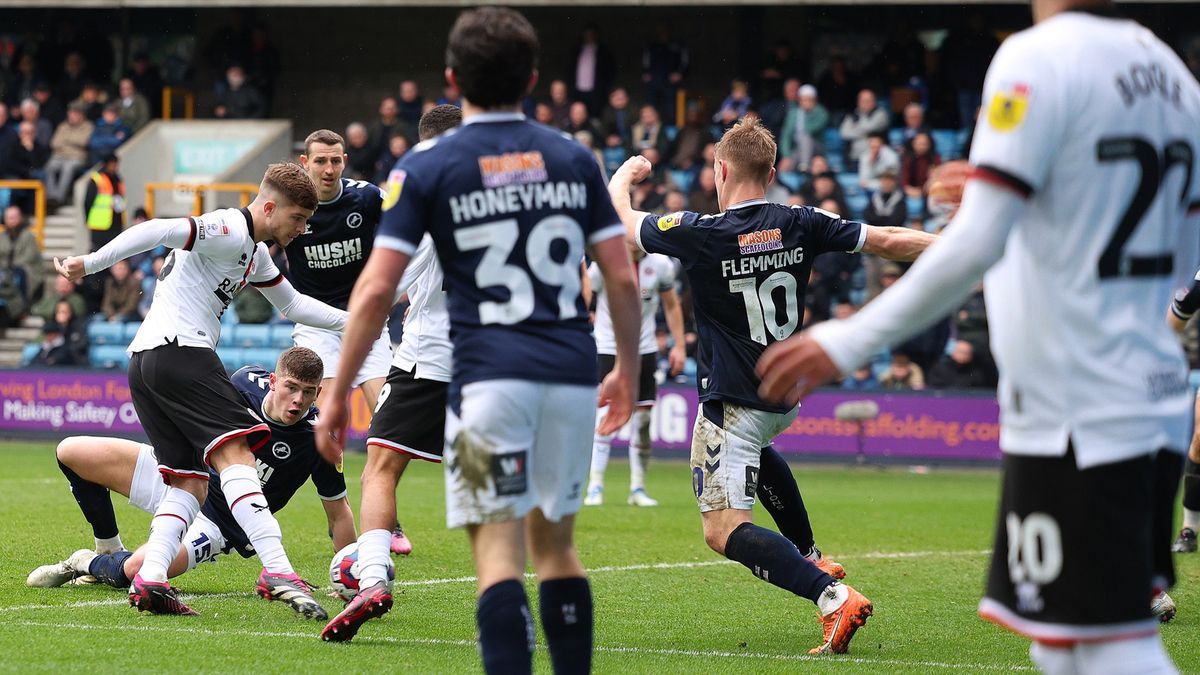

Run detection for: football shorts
[[690, 399, 798, 513], [367, 366, 447, 462], [292, 324, 392, 387], [597, 352, 658, 406]]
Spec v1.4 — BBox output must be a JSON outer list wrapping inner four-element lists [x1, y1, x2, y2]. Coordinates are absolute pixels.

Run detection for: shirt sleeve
[[636, 210, 708, 267], [655, 256, 676, 291], [247, 243, 283, 288], [83, 217, 192, 274], [967, 35, 1064, 198], [310, 452, 348, 501], [375, 157, 428, 256], [1172, 267, 1200, 320], [799, 205, 867, 254], [587, 261, 603, 295], [189, 210, 252, 259]]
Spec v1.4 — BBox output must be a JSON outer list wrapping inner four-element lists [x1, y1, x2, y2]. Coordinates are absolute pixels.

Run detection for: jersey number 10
[[729, 272, 801, 345]]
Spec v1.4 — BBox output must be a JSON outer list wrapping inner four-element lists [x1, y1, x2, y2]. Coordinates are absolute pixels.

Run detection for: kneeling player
[[28, 348, 354, 620]]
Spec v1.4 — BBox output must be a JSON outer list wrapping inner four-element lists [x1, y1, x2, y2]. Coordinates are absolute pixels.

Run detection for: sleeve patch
[[656, 212, 683, 232], [382, 169, 406, 211], [986, 83, 1031, 133]]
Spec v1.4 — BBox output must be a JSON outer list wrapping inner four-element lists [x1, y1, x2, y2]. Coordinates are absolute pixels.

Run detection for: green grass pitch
[[1, 440, 1197, 673]]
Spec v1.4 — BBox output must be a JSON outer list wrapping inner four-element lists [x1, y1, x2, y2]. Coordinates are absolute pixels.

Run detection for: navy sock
[[538, 577, 593, 675], [477, 579, 534, 675], [1183, 458, 1200, 512], [58, 460, 119, 540], [756, 445, 815, 554], [723, 522, 834, 604], [88, 550, 133, 589]]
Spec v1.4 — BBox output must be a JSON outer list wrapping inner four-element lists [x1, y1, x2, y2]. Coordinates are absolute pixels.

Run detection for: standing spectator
[[30, 322, 81, 367], [569, 25, 614, 115], [343, 122, 375, 181], [641, 24, 688, 122], [115, 78, 150, 133], [899, 102, 930, 148], [100, 259, 141, 323], [213, 65, 266, 120], [69, 82, 103, 122], [32, 82, 66, 128], [838, 89, 889, 166], [0, 204, 43, 305], [566, 101, 601, 139], [712, 79, 752, 131], [863, 169, 908, 228], [857, 132, 900, 191], [668, 103, 708, 174], [368, 97, 405, 159], [44, 102, 93, 205], [82, 154, 125, 252], [52, 299, 89, 364], [18, 99, 53, 146], [687, 166, 720, 215], [87, 104, 131, 165], [128, 53, 164, 118], [600, 87, 634, 149], [54, 52, 87, 107], [760, 40, 806, 102], [6, 54, 41, 108], [397, 80, 424, 130], [780, 83, 830, 173], [631, 103, 668, 156], [33, 275, 86, 323], [815, 56, 859, 118], [547, 79, 572, 130], [900, 131, 942, 198], [879, 351, 925, 390], [928, 340, 990, 389]]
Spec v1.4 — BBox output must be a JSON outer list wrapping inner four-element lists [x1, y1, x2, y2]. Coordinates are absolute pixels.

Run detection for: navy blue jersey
[[283, 178, 384, 309], [200, 366, 347, 557], [637, 200, 865, 413], [376, 112, 625, 387]]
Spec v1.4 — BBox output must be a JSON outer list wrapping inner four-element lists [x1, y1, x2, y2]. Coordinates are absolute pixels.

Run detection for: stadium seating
[[242, 348, 283, 370], [887, 128, 904, 147], [270, 323, 295, 348], [122, 322, 141, 342], [906, 195, 926, 219], [932, 129, 959, 159], [21, 343, 39, 366], [232, 324, 272, 348], [87, 322, 124, 346], [669, 169, 695, 194], [776, 171, 804, 193], [217, 347, 244, 372], [90, 345, 129, 369]]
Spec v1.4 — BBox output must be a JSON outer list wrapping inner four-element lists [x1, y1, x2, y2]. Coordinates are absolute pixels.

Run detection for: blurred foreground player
[[315, 9, 642, 673], [757, 0, 1200, 671], [609, 118, 935, 655], [1168, 269, 1200, 557]]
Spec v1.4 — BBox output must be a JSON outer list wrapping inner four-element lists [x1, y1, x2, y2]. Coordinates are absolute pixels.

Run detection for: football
[[329, 543, 394, 601]]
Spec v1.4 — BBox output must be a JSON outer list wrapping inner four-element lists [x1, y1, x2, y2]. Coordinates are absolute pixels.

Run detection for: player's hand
[[315, 392, 350, 466], [54, 256, 86, 281], [756, 334, 841, 407], [668, 344, 687, 377], [614, 155, 653, 186], [596, 367, 635, 435]]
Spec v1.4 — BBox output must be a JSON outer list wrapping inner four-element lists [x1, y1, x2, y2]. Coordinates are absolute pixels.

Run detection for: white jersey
[[589, 253, 675, 355], [392, 234, 452, 382], [970, 12, 1200, 465]]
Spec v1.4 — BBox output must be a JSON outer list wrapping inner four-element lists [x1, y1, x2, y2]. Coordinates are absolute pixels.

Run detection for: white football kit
[[392, 234, 453, 382], [589, 253, 676, 356]]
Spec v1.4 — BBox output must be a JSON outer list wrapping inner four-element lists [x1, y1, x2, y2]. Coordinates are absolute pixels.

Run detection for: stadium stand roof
[[1, 0, 1186, 6]]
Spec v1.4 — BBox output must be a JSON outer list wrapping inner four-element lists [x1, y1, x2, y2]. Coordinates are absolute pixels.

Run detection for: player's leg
[[1151, 450, 1184, 622], [627, 352, 660, 506], [585, 355, 618, 505], [55, 436, 141, 553], [756, 444, 845, 579], [1071, 634, 1178, 675], [353, 443, 410, 590], [87, 513, 229, 589], [470, 520, 535, 675], [1173, 400, 1200, 552]]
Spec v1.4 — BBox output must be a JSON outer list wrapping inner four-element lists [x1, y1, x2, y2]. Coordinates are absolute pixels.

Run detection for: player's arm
[[607, 155, 654, 245], [581, 260, 593, 309], [860, 225, 939, 262], [321, 497, 357, 551], [1168, 272, 1200, 334], [660, 287, 687, 376], [54, 217, 194, 280], [591, 234, 640, 434]]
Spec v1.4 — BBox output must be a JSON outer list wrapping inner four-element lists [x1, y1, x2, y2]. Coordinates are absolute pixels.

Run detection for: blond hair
[[714, 117, 776, 185], [261, 162, 318, 211]]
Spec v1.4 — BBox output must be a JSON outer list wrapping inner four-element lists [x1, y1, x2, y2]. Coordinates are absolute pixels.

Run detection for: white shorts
[[690, 400, 798, 512], [443, 380, 597, 529], [292, 324, 393, 387], [128, 444, 226, 569]]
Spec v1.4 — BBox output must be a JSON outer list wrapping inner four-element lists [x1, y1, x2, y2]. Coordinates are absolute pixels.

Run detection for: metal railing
[[144, 182, 258, 218], [0, 179, 47, 247], [162, 86, 195, 121]]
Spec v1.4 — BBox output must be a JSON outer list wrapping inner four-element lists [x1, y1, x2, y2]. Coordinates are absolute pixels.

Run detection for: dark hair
[[446, 7, 538, 108], [275, 346, 324, 385], [418, 104, 463, 141], [261, 162, 318, 211], [303, 129, 345, 156]]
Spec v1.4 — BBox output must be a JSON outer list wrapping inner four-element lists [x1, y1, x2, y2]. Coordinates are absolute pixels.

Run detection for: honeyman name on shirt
[[721, 247, 805, 278], [449, 182, 588, 224]]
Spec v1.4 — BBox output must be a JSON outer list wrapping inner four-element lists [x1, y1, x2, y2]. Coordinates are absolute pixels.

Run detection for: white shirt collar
[[463, 112, 526, 125], [725, 198, 770, 211]]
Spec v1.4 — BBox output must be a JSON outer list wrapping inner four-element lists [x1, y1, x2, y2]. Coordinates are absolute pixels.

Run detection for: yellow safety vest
[[86, 172, 122, 231]]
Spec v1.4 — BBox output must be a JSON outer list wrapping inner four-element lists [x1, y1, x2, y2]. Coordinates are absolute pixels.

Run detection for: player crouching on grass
[[27, 348, 355, 620]]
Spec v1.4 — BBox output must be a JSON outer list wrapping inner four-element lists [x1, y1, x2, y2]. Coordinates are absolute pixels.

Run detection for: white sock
[[1030, 642, 1079, 675], [357, 528, 394, 589], [140, 487, 199, 582], [95, 535, 124, 554], [629, 409, 652, 492], [1073, 634, 1177, 675], [815, 582, 848, 616], [220, 463, 293, 575], [1184, 508, 1200, 531], [589, 407, 613, 488]]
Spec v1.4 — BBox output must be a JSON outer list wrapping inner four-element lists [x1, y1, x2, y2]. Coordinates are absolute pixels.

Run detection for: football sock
[[723, 522, 835, 605], [95, 535, 124, 554], [477, 579, 535, 675], [756, 445, 815, 554], [589, 407, 613, 488], [58, 459, 120, 541], [88, 550, 134, 588], [629, 409, 652, 492], [1072, 633, 1177, 675], [220, 464, 293, 575], [539, 577, 593, 675], [1029, 642, 1079, 675], [140, 487, 199, 582], [815, 581, 850, 616], [356, 528, 394, 590], [1182, 458, 1200, 531]]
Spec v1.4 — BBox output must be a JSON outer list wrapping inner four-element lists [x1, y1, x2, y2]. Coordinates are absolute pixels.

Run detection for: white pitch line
[[8, 620, 1037, 672]]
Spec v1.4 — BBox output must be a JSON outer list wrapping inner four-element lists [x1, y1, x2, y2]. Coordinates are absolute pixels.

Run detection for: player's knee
[[635, 409, 652, 447], [55, 436, 85, 466]]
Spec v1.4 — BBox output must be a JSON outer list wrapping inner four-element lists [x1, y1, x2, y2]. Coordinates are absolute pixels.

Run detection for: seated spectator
[[661, 189, 686, 214], [44, 103, 94, 205], [899, 102, 930, 148], [87, 104, 132, 165], [798, 175, 846, 215], [30, 322, 83, 367], [838, 89, 889, 167], [344, 122, 375, 181], [879, 351, 925, 390], [600, 87, 634, 149], [901, 131, 942, 198], [397, 80, 424, 129], [374, 134, 409, 186], [928, 340, 990, 389], [18, 98, 53, 146], [548, 80, 572, 130], [779, 83, 830, 173], [129, 53, 163, 117], [573, 130, 605, 173], [52, 298, 89, 364], [368, 97, 405, 158], [115, 78, 150, 133], [213, 65, 266, 119], [712, 79, 752, 131], [864, 169, 908, 227], [566, 101, 601, 139], [842, 365, 880, 391], [858, 132, 900, 191], [631, 104, 669, 157], [4, 121, 50, 211], [534, 102, 555, 126], [101, 259, 141, 322], [70, 82, 104, 122], [0, 204, 43, 303], [687, 166, 720, 215], [437, 83, 461, 108], [33, 275, 87, 324], [667, 103, 708, 174]]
